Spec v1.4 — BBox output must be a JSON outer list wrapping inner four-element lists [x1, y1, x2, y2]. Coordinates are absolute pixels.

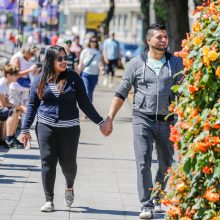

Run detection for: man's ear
[[146, 37, 150, 44]]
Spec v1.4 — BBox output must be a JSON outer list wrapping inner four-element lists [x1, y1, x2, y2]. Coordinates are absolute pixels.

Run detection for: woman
[[78, 36, 102, 102], [21, 46, 105, 212]]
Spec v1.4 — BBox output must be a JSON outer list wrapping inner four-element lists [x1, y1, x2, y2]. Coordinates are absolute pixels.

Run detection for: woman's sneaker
[[40, 201, 54, 212], [64, 189, 74, 207]]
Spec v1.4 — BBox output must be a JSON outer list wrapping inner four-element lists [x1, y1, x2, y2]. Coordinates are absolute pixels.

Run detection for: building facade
[[63, 0, 142, 46]]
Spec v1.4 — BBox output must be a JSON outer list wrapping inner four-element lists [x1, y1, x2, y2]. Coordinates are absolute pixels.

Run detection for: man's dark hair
[[146, 23, 166, 39]]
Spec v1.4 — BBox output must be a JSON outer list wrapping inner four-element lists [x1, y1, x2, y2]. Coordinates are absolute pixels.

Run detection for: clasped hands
[[100, 116, 113, 137]]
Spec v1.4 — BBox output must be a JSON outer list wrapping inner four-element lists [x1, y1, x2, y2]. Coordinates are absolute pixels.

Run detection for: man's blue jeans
[[81, 72, 98, 102]]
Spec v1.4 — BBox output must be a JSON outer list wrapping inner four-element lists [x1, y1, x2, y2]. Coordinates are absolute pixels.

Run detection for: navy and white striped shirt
[[22, 71, 104, 134]]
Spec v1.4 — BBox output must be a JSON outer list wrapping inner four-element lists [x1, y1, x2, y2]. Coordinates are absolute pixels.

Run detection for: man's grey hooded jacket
[[115, 51, 183, 118]]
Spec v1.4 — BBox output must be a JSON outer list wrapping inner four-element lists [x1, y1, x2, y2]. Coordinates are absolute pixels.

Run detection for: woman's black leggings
[[36, 122, 80, 202]]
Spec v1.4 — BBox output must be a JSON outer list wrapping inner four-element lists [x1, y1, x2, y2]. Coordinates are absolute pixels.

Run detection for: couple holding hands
[[21, 23, 182, 219]]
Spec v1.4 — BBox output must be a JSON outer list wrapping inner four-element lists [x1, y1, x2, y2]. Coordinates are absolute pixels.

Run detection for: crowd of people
[[0, 23, 183, 219]]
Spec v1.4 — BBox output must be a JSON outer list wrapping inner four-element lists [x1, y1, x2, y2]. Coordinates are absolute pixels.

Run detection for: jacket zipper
[[156, 75, 159, 120]]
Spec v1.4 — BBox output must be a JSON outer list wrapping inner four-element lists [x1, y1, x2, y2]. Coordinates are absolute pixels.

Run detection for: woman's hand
[[21, 132, 32, 149]]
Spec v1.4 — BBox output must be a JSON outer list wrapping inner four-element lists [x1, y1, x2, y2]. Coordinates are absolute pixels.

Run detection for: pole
[[18, 0, 24, 48]]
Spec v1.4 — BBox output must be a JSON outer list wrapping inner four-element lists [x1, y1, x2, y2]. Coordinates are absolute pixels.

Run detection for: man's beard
[[152, 45, 167, 52]]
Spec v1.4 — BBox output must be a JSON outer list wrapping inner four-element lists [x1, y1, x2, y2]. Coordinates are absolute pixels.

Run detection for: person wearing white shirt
[[0, 64, 25, 148]]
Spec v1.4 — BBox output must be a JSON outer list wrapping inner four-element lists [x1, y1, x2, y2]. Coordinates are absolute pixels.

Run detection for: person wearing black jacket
[[21, 45, 106, 212]]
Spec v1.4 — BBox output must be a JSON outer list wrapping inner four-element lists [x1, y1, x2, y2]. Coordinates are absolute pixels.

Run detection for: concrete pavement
[[0, 78, 165, 220]]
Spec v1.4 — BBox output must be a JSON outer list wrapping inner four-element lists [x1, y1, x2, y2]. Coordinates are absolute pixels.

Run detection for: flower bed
[[162, 1, 220, 219]]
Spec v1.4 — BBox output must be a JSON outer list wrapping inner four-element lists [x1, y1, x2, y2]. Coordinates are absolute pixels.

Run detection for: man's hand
[[104, 58, 109, 64], [100, 117, 113, 136], [21, 132, 32, 150]]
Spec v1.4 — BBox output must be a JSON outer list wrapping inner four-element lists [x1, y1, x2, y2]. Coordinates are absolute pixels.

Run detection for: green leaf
[[202, 73, 210, 83], [171, 85, 180, 93], [183, 157, 192, 173], [213, 160, 220, 180]]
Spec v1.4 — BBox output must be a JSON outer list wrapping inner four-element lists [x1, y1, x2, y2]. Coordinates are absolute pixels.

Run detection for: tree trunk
[[102, 0, 115, 35], [164, 0, 190, 52], [140, 0, 150, 42]]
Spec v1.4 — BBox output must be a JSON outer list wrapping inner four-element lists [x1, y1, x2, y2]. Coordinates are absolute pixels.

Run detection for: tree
[[154, 0, 190, 52], [102, 0, 115, 35], [140, 0, 150, 42]]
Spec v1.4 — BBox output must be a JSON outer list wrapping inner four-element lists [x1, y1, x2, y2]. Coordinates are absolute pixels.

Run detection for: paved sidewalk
[[0, 79, 165, 220]]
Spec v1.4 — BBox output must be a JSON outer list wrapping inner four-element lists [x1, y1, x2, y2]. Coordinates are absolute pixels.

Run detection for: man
[[71, 35, 83, 59], [103, 32, 121, 88], [102, 23, 183, 219], [63, 39, 79, 73], [0, 64, 25, 148]]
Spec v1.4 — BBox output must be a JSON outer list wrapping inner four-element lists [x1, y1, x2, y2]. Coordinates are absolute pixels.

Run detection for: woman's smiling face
[[53, 50, 68, 74]]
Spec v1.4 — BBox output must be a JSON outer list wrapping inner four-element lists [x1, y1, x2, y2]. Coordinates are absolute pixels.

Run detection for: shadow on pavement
[[0, 153, 40, 160], [0, 174, 38, 184], [78, 156, 158, 164], [0, 163, 41, 172], [79, 142, 101, 146], [56, 206, 139, 216], [0, 146, 10, 153]]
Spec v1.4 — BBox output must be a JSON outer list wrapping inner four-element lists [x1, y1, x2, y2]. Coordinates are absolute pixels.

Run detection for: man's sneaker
[[40, 201, 54, 212], [64, 189, 74, 207], [154, 203, 164, 213], [139, 207, 153, 219]]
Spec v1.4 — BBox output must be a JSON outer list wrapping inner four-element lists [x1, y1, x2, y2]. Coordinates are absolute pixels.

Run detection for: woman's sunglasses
[[56, 55, 68, 62], [90, 40, 97, 43]]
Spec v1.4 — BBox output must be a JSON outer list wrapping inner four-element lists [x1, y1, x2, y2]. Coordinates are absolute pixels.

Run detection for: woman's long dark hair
[[37, 45, 67, 99]]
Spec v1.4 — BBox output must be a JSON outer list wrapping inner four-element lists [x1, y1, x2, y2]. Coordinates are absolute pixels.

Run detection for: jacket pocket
[[134, 93, 145, 109]]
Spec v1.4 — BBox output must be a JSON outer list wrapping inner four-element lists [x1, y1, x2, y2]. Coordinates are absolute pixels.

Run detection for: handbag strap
[[82, 54, 96, 71]]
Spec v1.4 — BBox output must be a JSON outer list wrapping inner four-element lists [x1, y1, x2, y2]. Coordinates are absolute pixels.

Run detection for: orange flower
[[212, 137, 220, 144], [213, 124, 220, 130], [176, 182, 186, 192], [203, 56, 210, 66], [202, 166, 214, 174], [193, 37, 202, 46], [204, 188, 220, 203], [169, 103, 175, 112], [161, 199, 172, 206], [180, 217, 192, 220], [216, 66, 220, 79], [203, 122, 211, 130], [202, 46, 210, 56], [195, 142, 208, 152], [167, 206, 181, 217], [192, 22, 201, 32], [188, 85, 198, 94], [192, 108, 199, 116], [209, 50, 218, 61], [169, 125, 181, 143]]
